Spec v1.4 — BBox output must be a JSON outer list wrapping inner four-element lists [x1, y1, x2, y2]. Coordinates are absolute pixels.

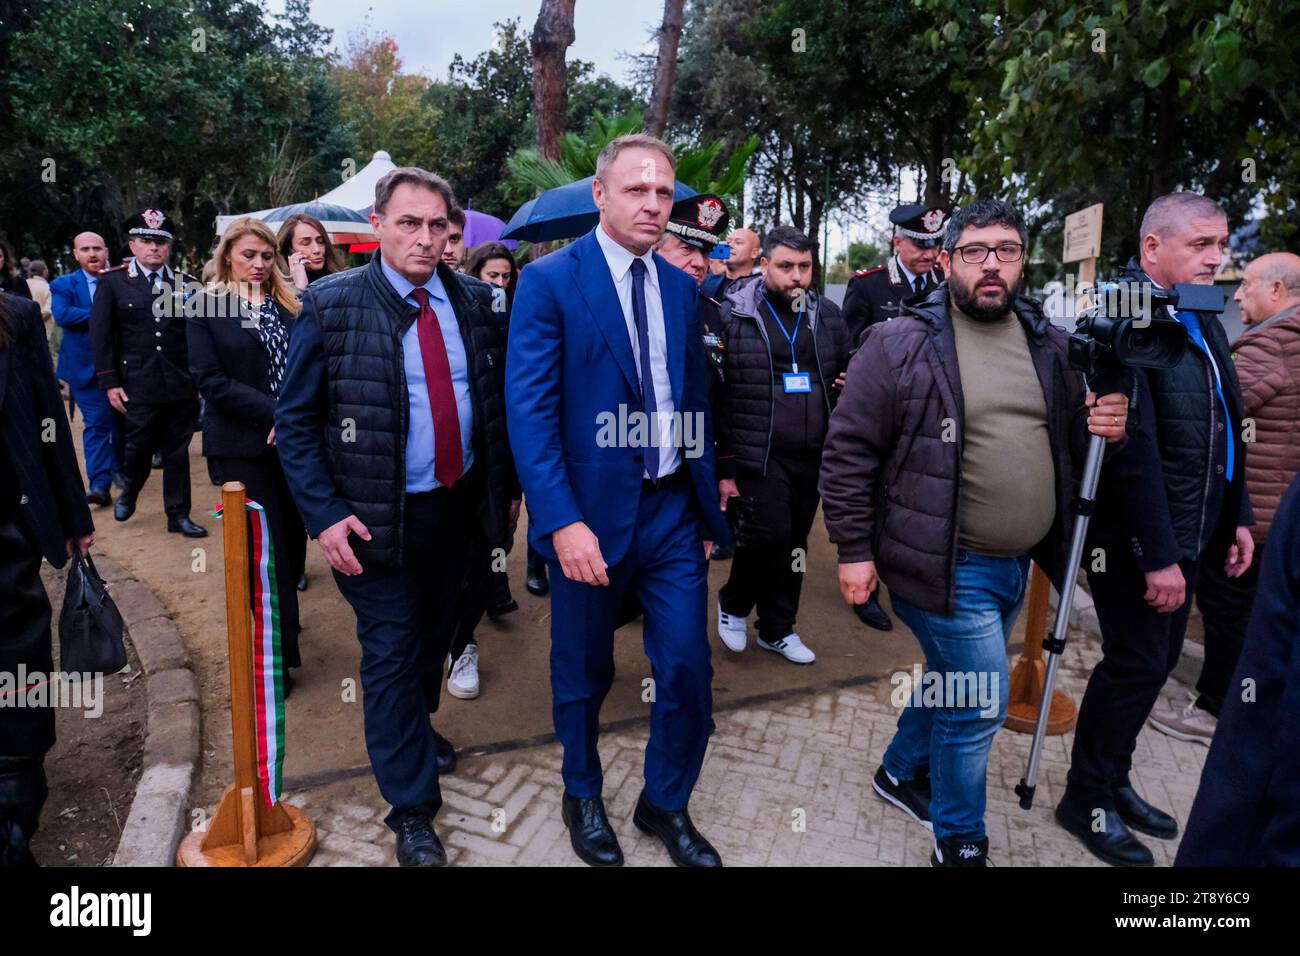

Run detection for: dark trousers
[[121, 398, 198, 517], [0, 517, 54, 758], [212, 449, 307, 669], [333, 478, 476, 828], [1193, 550, 1261, 716], [549, 481, 711, 810], [1068, 552, 1200, 803], [718, 449, 822, 642], [70, 381, 123, 492], [448, 538, 503, 663]]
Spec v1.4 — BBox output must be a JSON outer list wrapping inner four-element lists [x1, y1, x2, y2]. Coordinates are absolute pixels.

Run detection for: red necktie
[[410, 287, 463, 488]]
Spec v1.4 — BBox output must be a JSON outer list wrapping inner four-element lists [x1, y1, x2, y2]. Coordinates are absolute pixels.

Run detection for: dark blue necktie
[[630, 258, 660, 480], [1175, 310, 1234, 481]]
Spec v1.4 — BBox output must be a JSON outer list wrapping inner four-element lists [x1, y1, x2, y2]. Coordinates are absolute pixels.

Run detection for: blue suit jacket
[[506, 228, 730, 566], [50, 270, 96, 388]]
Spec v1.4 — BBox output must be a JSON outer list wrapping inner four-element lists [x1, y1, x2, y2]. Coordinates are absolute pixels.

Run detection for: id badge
[[783, 371, 812, 393]]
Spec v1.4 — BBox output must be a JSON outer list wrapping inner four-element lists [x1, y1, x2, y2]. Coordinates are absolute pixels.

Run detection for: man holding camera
[[821, 199, 1128, 866], [1059, 192, 1254, 867]]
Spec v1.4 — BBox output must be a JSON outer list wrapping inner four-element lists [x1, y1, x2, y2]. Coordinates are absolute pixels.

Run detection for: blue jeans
[[882, 550, 1030, 841]]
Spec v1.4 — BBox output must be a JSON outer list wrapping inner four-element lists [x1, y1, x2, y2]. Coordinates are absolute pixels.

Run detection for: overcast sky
[[267, 0, 655, 85]]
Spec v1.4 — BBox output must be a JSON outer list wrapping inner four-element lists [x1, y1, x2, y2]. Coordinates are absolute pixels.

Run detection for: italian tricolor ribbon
[[214, 498, 285, 808]]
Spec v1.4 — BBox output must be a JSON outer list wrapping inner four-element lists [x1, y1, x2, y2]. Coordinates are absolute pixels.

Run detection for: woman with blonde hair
[[188, 217, 309, 691], [275, 213, 347, 291]]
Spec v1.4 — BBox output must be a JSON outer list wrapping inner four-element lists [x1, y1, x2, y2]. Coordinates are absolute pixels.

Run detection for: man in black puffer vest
[[714, 226, 852, 665], [1059, 192, 1255, 868], [276, 168, 517, 867]]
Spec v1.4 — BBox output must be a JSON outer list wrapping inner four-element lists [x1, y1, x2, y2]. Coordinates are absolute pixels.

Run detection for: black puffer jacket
[[276, 255, 517, 569], [820, 286, 1104, 616], [714, 276, 851, 478], [1088, 260, 1252, 571]]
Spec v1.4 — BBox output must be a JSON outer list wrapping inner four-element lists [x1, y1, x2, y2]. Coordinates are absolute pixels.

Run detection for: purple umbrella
[[464, 208, 518, 251]]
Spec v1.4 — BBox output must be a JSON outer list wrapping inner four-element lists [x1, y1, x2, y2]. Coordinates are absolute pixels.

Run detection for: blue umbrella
[[502, 176, 697, 243]]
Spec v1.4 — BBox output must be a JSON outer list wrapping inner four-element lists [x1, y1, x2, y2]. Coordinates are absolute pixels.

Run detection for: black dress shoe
[[1113, 785, 1179, 839], [86, 487, 112, 507], [487, 598, 519, 620], [853, 593, 893, 631], [114, 495, 137, 522], [561, 793, 623, 867], [296, 572, 308, 592], [432, 729, 456, 775], [709, 541, 735, 561], [151, 451, 164, 469], [167, 516, 208, 538], [394, 814, 446, 867], [1056, 795, 1154, 867], [525, 561, 549, 596], [632, 792, 722, 867]]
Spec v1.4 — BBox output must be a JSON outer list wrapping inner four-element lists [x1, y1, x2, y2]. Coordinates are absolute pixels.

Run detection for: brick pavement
[[281, 632, 1208, 867]]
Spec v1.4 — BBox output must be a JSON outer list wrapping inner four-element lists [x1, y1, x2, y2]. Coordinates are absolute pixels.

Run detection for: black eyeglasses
[[954, 242, 1024, 264]]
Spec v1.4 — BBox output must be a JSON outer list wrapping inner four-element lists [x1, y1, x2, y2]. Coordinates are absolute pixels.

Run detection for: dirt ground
[[68, 415, 1039, 819], [30, 562, 146, 866]]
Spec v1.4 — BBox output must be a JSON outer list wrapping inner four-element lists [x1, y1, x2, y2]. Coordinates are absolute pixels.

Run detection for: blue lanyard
[[764, 296, 806, 373]]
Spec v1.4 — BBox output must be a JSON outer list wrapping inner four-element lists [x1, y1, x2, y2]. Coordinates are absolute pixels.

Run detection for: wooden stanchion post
[[1004, 564, 1077, 734], [177, 482, 316, 866]]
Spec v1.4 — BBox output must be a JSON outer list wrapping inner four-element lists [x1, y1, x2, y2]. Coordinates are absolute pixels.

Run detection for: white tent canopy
[[214, 150, 397, 236]]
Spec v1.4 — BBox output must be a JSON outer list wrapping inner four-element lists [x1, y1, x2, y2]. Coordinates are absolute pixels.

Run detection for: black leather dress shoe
[[168, 516, 208, 538], [525, 560, 549, 597], [86, 487, 112, 507], [853, 594, 893, 631], [112, 470, 129, 492], [561, 793, 623, 867], [296, 572, 308, 592], [1113, 785, 1179, 839], [1056, 795, 1153, 867], [394, 814, 446, 867], [151, 451, 164, 470], [114, 495, 137, 522], [632, 792, 722, 867], [432, 730, 456, 775], [709, 541, 735, 561]]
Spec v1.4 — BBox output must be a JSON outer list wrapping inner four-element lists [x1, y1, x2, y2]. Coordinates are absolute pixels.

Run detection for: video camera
[[1068, 280, 1227, 378]]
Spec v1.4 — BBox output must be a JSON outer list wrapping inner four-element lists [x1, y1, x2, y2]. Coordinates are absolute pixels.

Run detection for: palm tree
[[506, 110, 758, 207]]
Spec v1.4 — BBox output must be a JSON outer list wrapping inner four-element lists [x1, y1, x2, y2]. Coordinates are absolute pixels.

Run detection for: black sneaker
[[872, 765, 932, 829], [931, 835, 988, 867]]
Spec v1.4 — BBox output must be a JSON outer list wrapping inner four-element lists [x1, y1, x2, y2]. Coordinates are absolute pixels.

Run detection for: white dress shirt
[[595, 224, 680, 478]]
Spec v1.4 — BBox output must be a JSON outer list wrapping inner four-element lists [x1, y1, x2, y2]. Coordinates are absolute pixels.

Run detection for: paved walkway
[[290, 633, 1209, 867]]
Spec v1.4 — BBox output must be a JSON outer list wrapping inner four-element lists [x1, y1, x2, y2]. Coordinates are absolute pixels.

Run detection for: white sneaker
[[1147, 695, 1217, 745], [717, 603, 748, 652], [447, 644, 480, 699], [757, 632, 816, 664]]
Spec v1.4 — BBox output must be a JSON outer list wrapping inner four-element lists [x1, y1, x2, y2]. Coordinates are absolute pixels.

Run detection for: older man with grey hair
[[1059, 191, 1255, 867], [1148, 251, 1300, 746]]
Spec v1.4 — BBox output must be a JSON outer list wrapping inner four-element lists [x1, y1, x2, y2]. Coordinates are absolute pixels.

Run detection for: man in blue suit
[[50, 232, 123, 505], [507, 134, 731, 868]]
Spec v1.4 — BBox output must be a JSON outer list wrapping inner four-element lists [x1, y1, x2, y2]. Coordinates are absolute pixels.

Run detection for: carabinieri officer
[[90, 208, 206, 537]]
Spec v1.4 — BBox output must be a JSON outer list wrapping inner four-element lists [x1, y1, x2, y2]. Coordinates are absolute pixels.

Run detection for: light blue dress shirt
[[84, 269, 98, 302], [379, 257, 474, 492]]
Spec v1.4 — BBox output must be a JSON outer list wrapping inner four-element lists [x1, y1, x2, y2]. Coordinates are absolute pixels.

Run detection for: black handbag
[[58, 553, 129, 675]]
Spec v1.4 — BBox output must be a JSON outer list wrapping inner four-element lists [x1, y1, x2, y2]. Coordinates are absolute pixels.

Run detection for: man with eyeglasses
[[276, 167, 518, 866], [820, 199, 1129, 866], [1059, 192, 1254, 867]]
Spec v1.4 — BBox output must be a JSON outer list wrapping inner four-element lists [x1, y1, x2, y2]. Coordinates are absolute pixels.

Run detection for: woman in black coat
[[188, 218, 307, 689], [0, 292, 94, 866]]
